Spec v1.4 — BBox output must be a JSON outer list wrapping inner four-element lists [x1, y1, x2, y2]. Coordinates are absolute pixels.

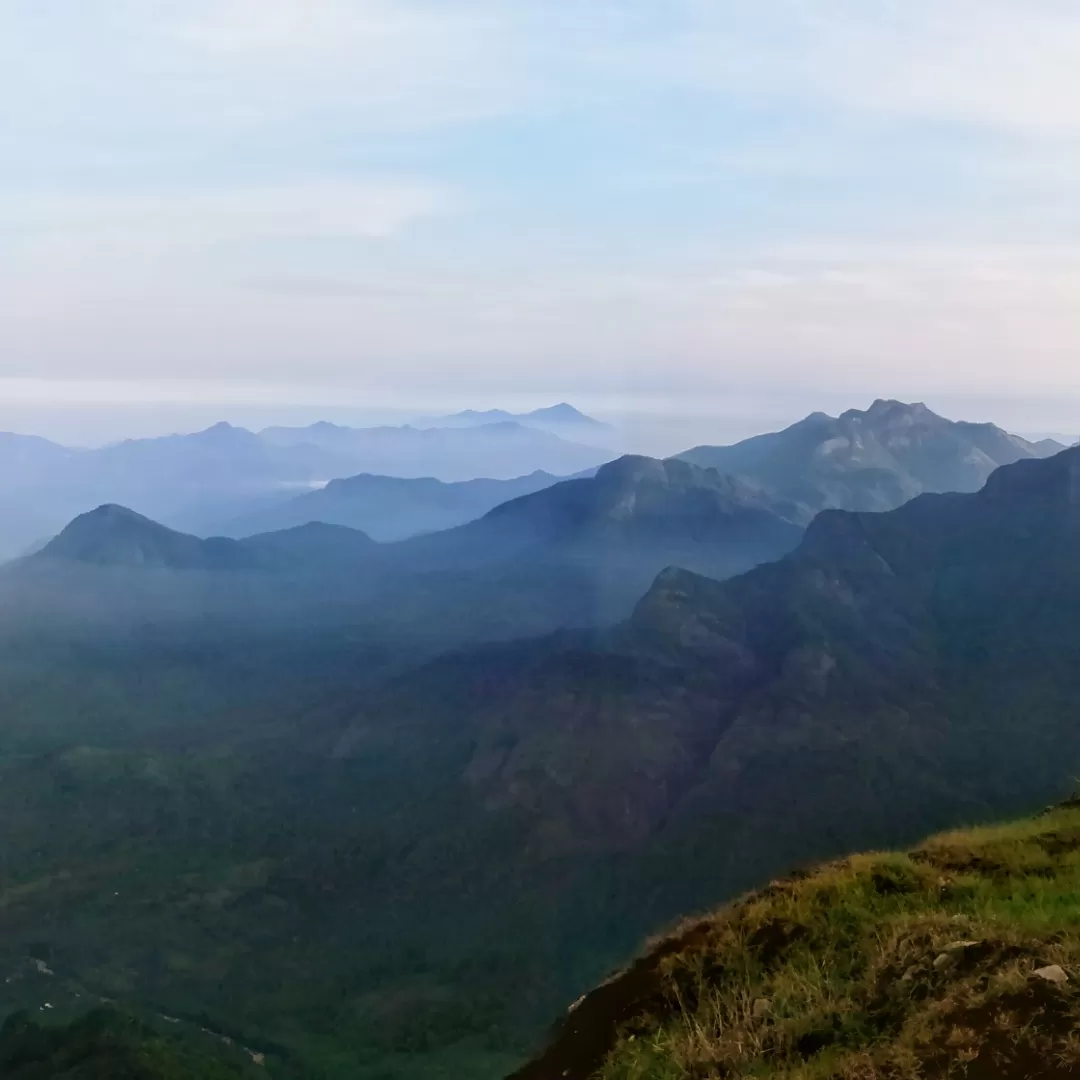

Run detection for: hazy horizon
[[0, 392, 1075, 459], [4, 3, 1080, 433], [7, 10, 1080, 1079]]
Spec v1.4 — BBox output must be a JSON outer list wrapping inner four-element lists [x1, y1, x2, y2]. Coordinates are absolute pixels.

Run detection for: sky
[[3, 0, 1080, 443]]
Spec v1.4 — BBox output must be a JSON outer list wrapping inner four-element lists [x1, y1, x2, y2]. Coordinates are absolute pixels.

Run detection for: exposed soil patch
[[745, 915, 809, 965], [921, 983, 1079, 1080], [1035, 829, 1080, 858]]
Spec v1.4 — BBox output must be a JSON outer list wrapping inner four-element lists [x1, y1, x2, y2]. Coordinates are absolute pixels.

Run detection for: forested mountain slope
[[11, 456, 804, 646], [3, 448, 1080, 1080]]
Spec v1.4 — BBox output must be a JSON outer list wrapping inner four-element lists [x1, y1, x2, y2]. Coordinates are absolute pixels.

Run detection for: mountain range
[[0, 399, 1055, 565], [366, 441, 1080, 862], [256, 418, 606, 480], [4, 406, 1080, 1080], [213, 470, 576, 542], [418, 403, 617, 446], [154, 398, 1061, 560], [217, 400, 1059, 556], [0, 416, 610, 559], [14, 455, 804, 647], [312, 441, 1080, 1073]]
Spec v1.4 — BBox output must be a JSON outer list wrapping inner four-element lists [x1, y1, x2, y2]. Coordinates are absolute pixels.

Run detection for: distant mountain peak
[[36, 505, 381, 573], [253, 520, 376, 544], [595, 454, 666, 481], [451, 409, 515, 422], [66, 503, 161, 530], [528, 403, 595, 423], [843, 399, 936, 424], [425, 403, 614, 438], [481, 453, 804, 553], [199, 421, 245, 436], [192, 420, 259, 445], [680, 400, 1059, 520], [37, 504, 231, 570]]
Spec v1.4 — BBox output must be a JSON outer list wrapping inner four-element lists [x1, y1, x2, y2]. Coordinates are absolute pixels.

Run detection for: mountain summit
[[477, 454, 803, 546], [395, 454, 804, 580], [421, 403, 617, 445], [524, 403, 607, 426], [294, 453, 806, 641], [680, 399, 1062, 520], [35, 506, 374, 574], [427, 402, 607, 428], [37, 505, 252, 570]]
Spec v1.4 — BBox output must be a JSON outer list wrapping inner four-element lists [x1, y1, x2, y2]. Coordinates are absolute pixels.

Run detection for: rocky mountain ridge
[[679, 398, 1064, 521]]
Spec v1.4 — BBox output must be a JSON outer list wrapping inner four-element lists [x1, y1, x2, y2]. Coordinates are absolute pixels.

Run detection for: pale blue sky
[[3, 1, 1080, 438]]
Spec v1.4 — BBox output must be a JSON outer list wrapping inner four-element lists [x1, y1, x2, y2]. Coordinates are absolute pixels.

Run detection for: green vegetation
[[3, 447, 1080, 1080], [0, 1007, 259, 1079], [0, 638, 564, 1080], [523, 803, 1080, 1079]]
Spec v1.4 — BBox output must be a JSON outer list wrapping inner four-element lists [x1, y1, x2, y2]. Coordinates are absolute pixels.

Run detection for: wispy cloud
[[4, 2, 1080, 415], [609, 1, 1080, 136], [3, 181, 449, 244]]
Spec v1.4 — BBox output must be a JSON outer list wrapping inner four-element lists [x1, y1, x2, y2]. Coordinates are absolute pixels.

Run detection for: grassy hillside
[[513, 801, 1080, 1079]]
